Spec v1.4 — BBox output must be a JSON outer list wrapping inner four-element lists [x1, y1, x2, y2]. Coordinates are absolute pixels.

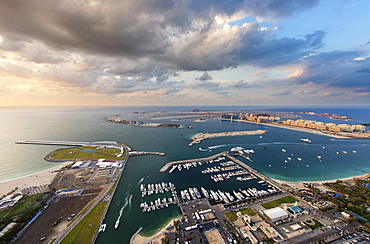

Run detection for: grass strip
[[240, 207, 256, 216], [225, 212, 238, 222], [7, 194, 43, 217], [50, 146, 127, 161], [305, 219, 323, 229], [60, 200, 108, 244], [261, 196, 297, 209]]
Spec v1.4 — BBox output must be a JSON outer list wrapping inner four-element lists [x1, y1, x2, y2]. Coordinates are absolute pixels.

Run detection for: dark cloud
[[195, 71, 212, 81], [189, 0, 318, 19], [0, 0, 320, 73], [289, 51, 370, 92]]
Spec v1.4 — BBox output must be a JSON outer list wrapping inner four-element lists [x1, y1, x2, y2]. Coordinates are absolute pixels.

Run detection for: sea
[[0, 105, 369, 243]]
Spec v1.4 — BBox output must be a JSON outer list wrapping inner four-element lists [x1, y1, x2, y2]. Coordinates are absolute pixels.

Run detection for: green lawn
[[0, 210, 7, 219], [225, 212, 238, 222], [261, 196, 298, 209], [49, 146, 127, 161], [240, 207, 256, 216], [61, 200, 108, 244], [225, 207, 257, 222], [6, 194, 43, 217], [305, 219, 323, 229]]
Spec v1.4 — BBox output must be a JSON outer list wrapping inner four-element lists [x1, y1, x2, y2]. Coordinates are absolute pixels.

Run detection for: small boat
[[343, 151, 348, 154], [282, 149, 286, 152], [300, 138, 311, 143], [336, 152, 340, 154], [297, 158, 302, 161], [99, 224, 107, 233], [115, 220, 119, 229], [317, 156, 322, 159], [353, 151, 357, 153]]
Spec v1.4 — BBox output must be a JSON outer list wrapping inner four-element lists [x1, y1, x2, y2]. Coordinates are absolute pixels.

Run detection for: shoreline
[[131, 217, 180, 244], [188, 129, 268, 146], [272, 173, 370, 191], [232, 119, 370, 139], [0, 161, 71, 196]]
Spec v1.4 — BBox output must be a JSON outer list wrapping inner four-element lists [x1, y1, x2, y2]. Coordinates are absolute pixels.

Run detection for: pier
[[159, 152, 227, 173], [226, 154, 286, 192]]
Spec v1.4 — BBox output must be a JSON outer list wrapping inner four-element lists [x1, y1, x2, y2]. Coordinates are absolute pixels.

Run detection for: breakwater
[[159, 152, 227, 173], [225, 154, 286, 192]]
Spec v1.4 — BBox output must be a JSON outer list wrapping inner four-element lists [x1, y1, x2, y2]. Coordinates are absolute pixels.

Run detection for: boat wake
[[199, 144, 228, 151], [258, 142, 297, 146], [138, 177, 144, 185], [115, 194, 132, 229]]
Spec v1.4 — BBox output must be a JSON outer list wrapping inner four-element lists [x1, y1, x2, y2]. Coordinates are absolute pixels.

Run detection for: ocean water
[[1, 105, 369, 243]]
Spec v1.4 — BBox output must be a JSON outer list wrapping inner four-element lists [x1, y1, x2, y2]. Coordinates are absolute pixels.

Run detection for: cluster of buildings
[[221, 113, 281, 123], [298, 112, 353, 120], [242, 114, 281, 123], [104, 116, 145, 125], [237, 203, 307, 243], [0, 193, 23, 210], [282, 119, 366, 132], [71, 159, 124, 170]]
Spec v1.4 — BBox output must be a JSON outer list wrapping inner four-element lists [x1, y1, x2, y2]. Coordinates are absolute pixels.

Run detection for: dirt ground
[[13, 167, 113, 243], [50, 168, 110, 191], [14, 194, 97, 244]]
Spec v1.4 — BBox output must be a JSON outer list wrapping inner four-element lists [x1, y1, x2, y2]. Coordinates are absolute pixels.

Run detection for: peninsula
[[188, 130, 268, 146]]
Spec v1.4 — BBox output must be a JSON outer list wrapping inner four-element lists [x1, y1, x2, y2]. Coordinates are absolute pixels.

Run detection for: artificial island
[[1, 109, 370, 244]]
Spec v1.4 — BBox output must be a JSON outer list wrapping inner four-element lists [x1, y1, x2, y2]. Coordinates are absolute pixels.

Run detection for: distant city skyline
[[0, 0, 369, 106]]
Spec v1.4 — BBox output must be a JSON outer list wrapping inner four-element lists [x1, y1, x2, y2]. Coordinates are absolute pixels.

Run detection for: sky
[[0, 0, 369, 106]]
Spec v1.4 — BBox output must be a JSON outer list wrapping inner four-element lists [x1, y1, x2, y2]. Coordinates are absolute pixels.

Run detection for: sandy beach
[[273, 173, 370, 191], [136, 123, 161, 127], [188, 129, 268, 146], [131, 218, 180, 244], [0, 161, 72, 196], [231, 119, 370, 139]]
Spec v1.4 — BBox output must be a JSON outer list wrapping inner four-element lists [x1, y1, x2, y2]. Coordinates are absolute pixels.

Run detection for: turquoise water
[[0, 105, 369, 243]]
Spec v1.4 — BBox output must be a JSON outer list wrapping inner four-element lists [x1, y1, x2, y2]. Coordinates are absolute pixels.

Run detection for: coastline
[[232, 119, 369, 139], [0, 161, 71, 196], [131, 217, 180, 244], [188, 129, 268, 146], [272, 173, 370, 191]]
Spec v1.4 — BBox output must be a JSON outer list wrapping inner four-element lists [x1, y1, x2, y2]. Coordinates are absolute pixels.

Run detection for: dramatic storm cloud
[[0, 0, 369, 105]]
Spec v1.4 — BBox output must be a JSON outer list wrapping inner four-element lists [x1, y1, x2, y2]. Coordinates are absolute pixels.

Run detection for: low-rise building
[[261, 207, 289, 223]]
